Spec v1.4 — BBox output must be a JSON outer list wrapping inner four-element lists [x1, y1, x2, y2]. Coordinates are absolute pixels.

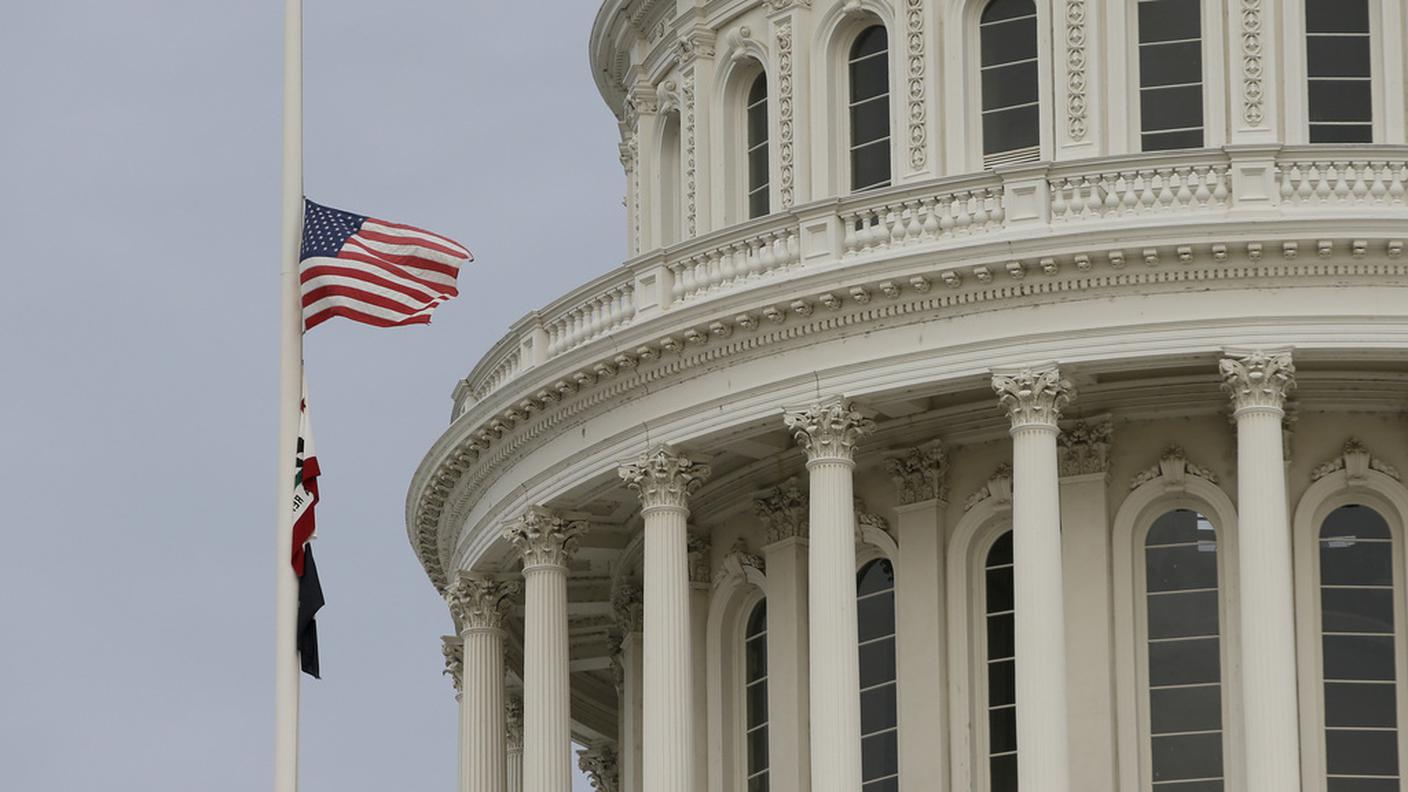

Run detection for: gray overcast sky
[[0, 2, 620, 789]]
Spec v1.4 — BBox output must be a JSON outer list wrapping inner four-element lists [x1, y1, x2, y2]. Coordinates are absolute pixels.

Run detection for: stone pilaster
[[505, 690, 524, 792], [1221, 349, 1302, 792], [993, 366, 1076, 792], [620, 446, 711, 792], [783, 397, 875, 792]]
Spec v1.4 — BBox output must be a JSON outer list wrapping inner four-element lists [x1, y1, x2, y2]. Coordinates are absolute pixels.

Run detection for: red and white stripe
[[300, 218, 471, 331]]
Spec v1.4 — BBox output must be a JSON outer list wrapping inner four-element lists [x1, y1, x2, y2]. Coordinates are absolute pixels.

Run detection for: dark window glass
[[745, 73, 769, 220], [857, 559, 898, 788], [744, 599, 769, 791], [1306, 0, 1373, 143], [1145, 510, 1224, 788], [1319, 505, 1400, 787], [1138, 0, 1204, 151], [848, 26, 891, 191], [979, 0, 1039, 163], [985, 530, 1018, 791]]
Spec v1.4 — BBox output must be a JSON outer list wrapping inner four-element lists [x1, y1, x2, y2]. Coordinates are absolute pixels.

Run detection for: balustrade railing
[[455, 146, 1408, 411]]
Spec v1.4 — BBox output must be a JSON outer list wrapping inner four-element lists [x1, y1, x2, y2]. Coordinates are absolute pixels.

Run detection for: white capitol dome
[[411, 2, 1408, 791]]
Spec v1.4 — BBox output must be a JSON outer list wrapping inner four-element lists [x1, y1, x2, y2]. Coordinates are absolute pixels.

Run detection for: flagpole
[[275, 0, 304, 789]]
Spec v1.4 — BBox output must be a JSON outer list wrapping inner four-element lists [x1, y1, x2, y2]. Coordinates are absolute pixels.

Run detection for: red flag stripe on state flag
[[299, 199, 471, 331]]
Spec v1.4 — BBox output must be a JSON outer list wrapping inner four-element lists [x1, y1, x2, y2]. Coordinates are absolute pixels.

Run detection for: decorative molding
[[964, 464, 1014, 512], [1065, 0, 1088, 141], [677, 27, 716, 62], [1129, 446, 1219, 491], [445, 573, 520, 633], [1057, 417, 1112, 476], [764, 0, 813, 9], [687, 530, 712, 586], [1241, 0, 1265, 126], [578, 742, 621, 792], [715, 537, 766, 587], [1220, 349, 1295, 412], [505, 690, 524, 753], [993, 365, 1076, 429], [753, 478, 809, 543], [619, 445, 712, 512], [683, 68, 698, 237], [501, 506, 586, 570], [783, 396, 877, 463], [612, 581, 644, 634], [1311, 438, 1401, 484], [775, 19, 796, 207], [440, 635, 463, 695], [905, 0, 928, 169], [884, 441, 949, 504], [856, 504, 892, 544]]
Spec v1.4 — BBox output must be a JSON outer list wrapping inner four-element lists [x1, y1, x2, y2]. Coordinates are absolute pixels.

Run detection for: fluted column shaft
[[445, 575, 519, 792], [503, 508, 584, 792], [994, 367, 1076, 792], [1222, 350, 1302, 792], [784, 398, 875, 792], [506, 693, 524, 792], [620, 447, 710, 792]]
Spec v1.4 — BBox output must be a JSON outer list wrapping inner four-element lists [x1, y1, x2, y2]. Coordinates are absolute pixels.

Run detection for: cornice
[[408, 236, 1408, 591]]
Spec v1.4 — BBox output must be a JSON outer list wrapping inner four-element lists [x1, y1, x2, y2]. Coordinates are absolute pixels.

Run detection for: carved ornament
[[445, 573, 520, 633], [1057, 417, 1112, 476], [753, 479, 809, 543], [1220, 349, 1295, 413], [619, 445, 712, 512], [885, 442, 949, 505], [993, 366, 1076, 429], [783, 397, 876, 463], [1129, 446, 1218, 491], [501, 506, 586, 570], [1311, 438, 1401, 484], [964, 464, 1014, 512]]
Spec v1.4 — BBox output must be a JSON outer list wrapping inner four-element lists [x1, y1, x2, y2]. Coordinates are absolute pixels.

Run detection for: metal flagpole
[[275, 0, 304, 789]]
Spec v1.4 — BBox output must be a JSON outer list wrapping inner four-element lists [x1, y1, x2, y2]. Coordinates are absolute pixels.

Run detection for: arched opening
[[858, 558, 898, 791], [979, 0, 1040, 166], [848, 25, 892, 192], [659, 111, 682, 246], [984, 530, 1018, 792], [746, 73, 770, 219]]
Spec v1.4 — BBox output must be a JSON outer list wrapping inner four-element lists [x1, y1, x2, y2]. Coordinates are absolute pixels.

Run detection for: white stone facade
[[410, 1, 1408, 791]]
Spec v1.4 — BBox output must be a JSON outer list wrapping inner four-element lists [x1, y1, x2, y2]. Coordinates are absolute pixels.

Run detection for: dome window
[[849, 25, 892, 192], [979, 0, 1040, 167], [1137, 0, 1205, 151]]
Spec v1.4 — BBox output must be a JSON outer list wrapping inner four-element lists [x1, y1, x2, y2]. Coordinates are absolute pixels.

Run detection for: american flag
[[299, 199, 471, 331]]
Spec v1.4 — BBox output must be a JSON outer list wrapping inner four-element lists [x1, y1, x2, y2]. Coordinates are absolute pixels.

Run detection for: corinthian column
[[503, 507, 585, 792], [1220, 349, 1302, 792], [619, 446, 711, 792], [783, 397, 876, 792], [445, 573, 520, 792], [992, 366, 1076, 792]]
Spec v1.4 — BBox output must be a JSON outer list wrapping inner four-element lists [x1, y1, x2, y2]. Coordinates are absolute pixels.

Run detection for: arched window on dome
[[1136, 0, 1205, 151], [744, 599, 770, 791], [979, 0, 1040, 167], [745, 73, 770, 219], [848, 25, 891, 192], [1305, 0, 1373, 143], [659, 110, 682, 246], [1141, 508, 1226, 790], [857, 558, 898, 792], [983, 530, 1018, 792], [1316, 504, 1400, 787]]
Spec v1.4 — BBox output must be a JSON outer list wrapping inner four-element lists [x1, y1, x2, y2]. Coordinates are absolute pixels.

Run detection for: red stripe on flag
[[304, 306, 435, 330], [357, 229, 469, 260], [300, 263, 439, 304], [341, 238, 462, 283], [368, 217, 473, 255], [301, 283, 437, 316]]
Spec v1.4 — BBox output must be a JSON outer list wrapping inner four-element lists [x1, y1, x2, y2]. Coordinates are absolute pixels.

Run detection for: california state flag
[[291, 385, 324, 678]]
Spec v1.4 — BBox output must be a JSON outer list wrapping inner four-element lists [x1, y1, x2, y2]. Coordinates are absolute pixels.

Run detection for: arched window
[[1318, 504, 1399, 787], [979, 0, 1040, 167], [1305, 0, 1373, 143], [1137, 0, 1204, 150], [1142, 509, 1225, 789], [858, 558, 898, 792], [659, 111, 681, 245], [746, 74, 770, 219], [984, 530, 1018, 792], [848, 25, 891, 192], [744, 599, 770, 791]]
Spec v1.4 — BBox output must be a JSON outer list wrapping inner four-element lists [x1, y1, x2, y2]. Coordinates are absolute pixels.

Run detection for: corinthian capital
[[440, 635, 463, 695], [505, 690, 524, 752], [993, 365, 1075, 429], [445, 573, 520, 633], [753, 478, 809, 543], [611, 581, 644, 634], [885, 441, 949, 505], [1220, 349, 1295, 413], [1058, 417, 1113, 477], [619, 445, 711, 513], [501, 506, 586, 570], [783, 396, 876, 463], [578, 742, 621, 792]]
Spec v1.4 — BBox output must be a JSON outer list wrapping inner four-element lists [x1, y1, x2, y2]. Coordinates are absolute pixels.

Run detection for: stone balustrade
[[453, 145, 1408, 416]]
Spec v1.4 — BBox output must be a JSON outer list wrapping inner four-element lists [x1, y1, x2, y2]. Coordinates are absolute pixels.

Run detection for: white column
[[503, 507, 584, 792], [1220, 349, 1302, 792], [755, 482, 811, 792], [687, 533, 712, 792], [506, 691, 524, 792], [885, 443, 951, 790], [783, 397, 876, 792], [993, 366, 1076, 792], [619, 446, 711, 792], [611, 583, 644, 792], [446, 574, 520, 792], [1056, 419, 1118, 792], [441, 636, 465, 789]]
